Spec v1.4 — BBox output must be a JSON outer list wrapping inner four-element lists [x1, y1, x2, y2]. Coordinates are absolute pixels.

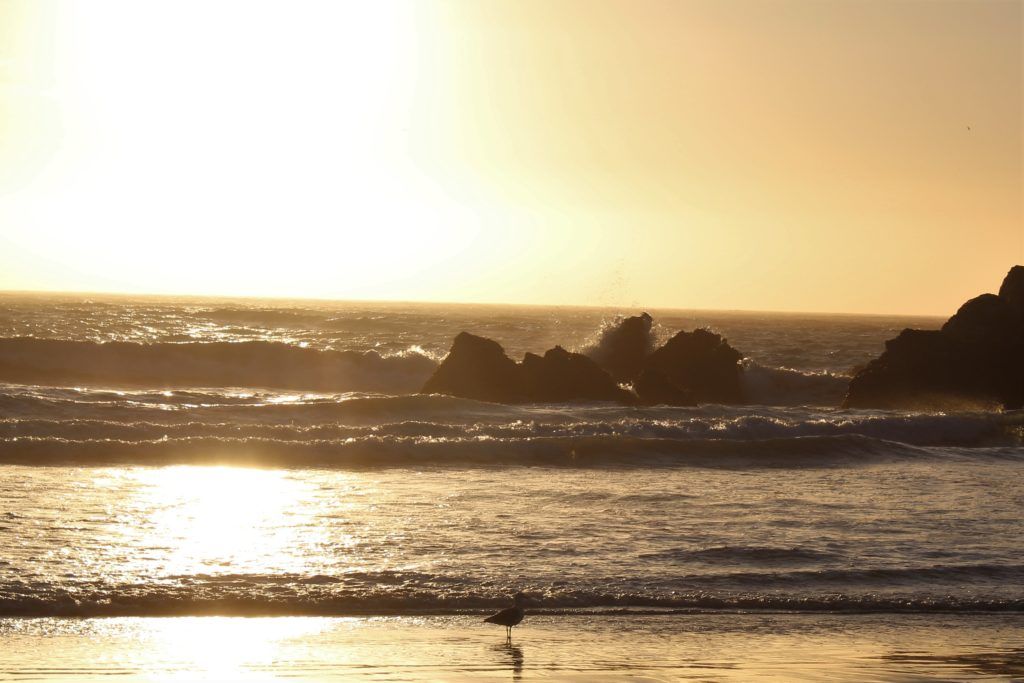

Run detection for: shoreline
[[2, 613, 1022, 681]]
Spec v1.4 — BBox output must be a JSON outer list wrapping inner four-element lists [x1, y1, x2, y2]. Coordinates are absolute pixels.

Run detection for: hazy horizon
[[0, 283, 957, 319], [2, 1, 1021, 315]]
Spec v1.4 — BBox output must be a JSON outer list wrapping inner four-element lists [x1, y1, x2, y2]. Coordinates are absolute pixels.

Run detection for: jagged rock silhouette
[[845, 266, 1024, 410]]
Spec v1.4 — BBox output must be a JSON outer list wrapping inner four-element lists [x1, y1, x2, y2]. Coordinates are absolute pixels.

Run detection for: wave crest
[[2, 568, 1021, 617], [741, 361, 850, 406]]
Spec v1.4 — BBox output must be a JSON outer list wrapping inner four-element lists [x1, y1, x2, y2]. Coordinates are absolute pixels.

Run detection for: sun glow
[[2, 1, 485, 300], [1, 0, 1020, 313]]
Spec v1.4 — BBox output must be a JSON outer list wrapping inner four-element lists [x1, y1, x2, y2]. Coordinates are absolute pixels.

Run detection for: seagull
[[484, 592, 526, 640]]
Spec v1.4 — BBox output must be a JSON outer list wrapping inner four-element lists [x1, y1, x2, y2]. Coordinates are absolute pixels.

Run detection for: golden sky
[[1, 0, 1020, 314]]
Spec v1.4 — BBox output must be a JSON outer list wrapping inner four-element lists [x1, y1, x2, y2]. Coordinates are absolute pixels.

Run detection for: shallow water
[[1, 462, 1021, 615]]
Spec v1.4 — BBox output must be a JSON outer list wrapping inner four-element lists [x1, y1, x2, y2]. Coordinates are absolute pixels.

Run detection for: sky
[[0, 0, 1020, 314]]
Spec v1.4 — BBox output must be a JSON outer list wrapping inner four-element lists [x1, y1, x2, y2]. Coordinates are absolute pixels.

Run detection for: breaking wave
[[741, 360, 851, 406], [1, 383, 1020, 467], [639, 545, 843, 565], [2, 565, 1022, 617], [1, 427, 1020, 469], [0, 433, 942, 468]]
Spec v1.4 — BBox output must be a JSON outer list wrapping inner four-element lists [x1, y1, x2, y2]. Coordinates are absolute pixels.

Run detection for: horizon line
[[0, 287, 950, 320]]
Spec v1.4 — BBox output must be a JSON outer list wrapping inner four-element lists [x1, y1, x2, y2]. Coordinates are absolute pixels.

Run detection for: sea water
[[0, 294, 1021, 679]]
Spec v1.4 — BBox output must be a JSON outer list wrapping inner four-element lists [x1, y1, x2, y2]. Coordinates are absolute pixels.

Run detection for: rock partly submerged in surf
[[423, 321, 746, 406], [844, 265, 1024, 410], [421, 332, 632, 404], [582, 314, 744, 405], [421, 332, 526, 403], [522, 346, 635, 403], [635, 329, 745, 405]]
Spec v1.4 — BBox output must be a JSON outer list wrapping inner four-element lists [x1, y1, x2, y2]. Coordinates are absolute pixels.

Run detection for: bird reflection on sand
[[491, 642, 524, 680]]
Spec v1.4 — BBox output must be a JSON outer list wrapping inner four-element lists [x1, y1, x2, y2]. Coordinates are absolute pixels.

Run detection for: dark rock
[[421, 332, 525, 403], [633, 367, 696, 406], [422, 334, 633, 404], [424, 319, 749, 406], [636, 328, 744, 405], [584, 312, 655, 382], [941, 294, 1017, 341], [844, 266, 1024, 410], [522, 346, 635, 403]]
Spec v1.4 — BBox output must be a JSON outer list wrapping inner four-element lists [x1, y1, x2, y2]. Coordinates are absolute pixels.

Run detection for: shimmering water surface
[[2, 462, 1022, 615], [0, 294, 1021, 679]]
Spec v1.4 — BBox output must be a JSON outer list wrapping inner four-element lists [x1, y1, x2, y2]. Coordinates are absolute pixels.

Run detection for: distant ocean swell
[[2, 566, 1022, 617], [0, 338, 438, 393]]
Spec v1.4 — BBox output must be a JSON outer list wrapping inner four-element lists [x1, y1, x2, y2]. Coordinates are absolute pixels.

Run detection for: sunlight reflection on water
[[114, 467, 333, 576], [3, 461, 1022, 616]]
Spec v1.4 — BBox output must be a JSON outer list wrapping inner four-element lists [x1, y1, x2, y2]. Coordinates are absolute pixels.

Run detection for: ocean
[[0, 293, 1022, 680]]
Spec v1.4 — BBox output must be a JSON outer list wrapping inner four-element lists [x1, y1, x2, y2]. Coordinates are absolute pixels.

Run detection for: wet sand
[[0, 613, 1021, 681]]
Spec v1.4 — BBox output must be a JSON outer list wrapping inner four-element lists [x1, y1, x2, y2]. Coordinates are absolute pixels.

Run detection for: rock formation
[[844, 266, 1024, 410], [423, 321, 747, 406], [421, 332, 526, 403]]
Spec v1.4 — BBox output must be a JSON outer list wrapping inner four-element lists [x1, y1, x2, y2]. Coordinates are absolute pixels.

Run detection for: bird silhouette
[[484, 592, 526, 640]]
